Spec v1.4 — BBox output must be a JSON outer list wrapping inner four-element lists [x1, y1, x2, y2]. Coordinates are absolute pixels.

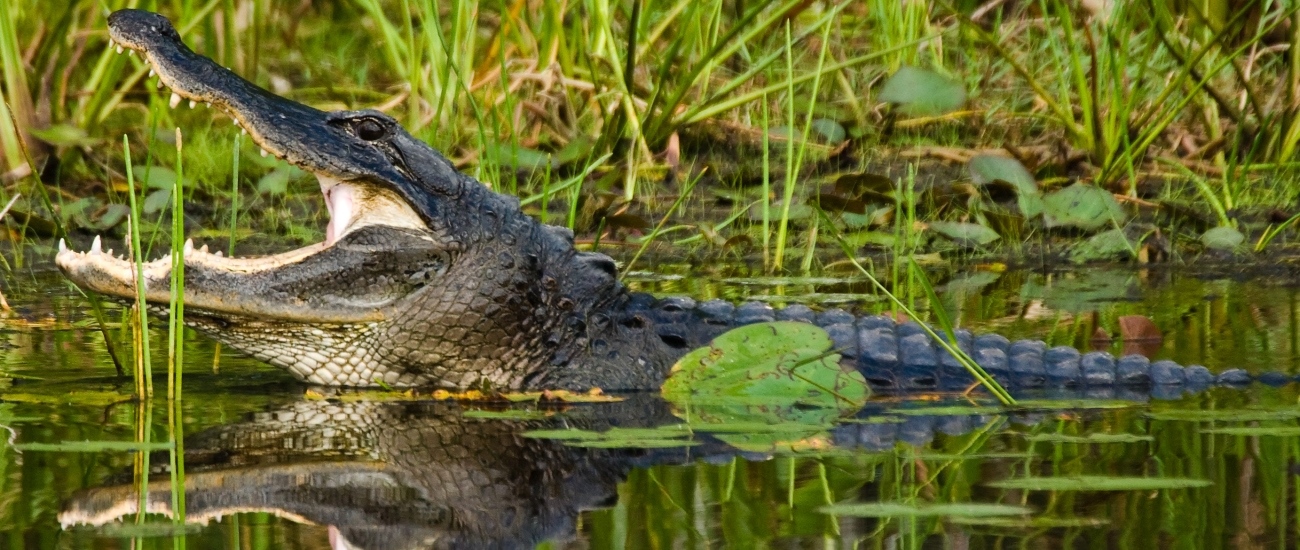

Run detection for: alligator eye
[[356, 119, 385, 141]]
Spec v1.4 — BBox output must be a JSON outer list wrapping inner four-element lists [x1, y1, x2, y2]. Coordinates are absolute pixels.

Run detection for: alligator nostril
[[658, 333, 688, 349]]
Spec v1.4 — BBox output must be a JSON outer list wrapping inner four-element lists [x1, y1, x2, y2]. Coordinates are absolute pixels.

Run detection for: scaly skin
[[58, 10, 1271, 393]]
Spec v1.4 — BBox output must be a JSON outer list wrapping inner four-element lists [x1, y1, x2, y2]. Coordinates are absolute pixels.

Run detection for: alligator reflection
[[59, 395, 708, 549]]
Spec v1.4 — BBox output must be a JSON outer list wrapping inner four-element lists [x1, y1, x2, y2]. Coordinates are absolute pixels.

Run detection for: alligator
[[57, 9, 1270, 393]]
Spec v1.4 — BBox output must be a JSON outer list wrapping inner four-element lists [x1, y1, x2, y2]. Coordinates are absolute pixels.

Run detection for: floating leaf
[[928, 221, 1000, 247], [1069, 228, 1135, 263], [988, 476, 1210, 491], [820, 502, 1032, 518], [878, 66, 966, 116], [662, 322, 868, 409], [968, 155, 1041, 217], [1042, 184, 1124, 230], [1200, 226, 1245, 251]]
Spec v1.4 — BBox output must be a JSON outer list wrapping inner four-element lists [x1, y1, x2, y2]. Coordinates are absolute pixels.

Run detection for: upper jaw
[[105, 9, 403, 185]]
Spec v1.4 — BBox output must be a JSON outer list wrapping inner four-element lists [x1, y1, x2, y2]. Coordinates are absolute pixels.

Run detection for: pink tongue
[[325, 185, 356, 246]]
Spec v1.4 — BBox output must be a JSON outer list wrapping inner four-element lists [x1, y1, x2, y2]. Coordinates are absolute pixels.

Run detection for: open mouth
[[55, 12, 426, 302]]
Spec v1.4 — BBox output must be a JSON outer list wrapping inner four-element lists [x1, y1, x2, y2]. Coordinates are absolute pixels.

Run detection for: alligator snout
[[106, 9, 181, 54]]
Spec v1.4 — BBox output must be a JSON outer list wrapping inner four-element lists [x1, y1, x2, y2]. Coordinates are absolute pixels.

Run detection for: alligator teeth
[[260, 148, 269, 158], [115, 45, 123, 54], [156, 79, 164, 90], [214, 251, 223, 257], [58, 238, 67, 252], [169, 93, 182, 109], [148, 69, 155, 78], [199, 244, 209, 254], [183, 238, 194, 254], [188, 100, 196, 109], [240, 128, 247, 135], [91, 235, 102, 254]]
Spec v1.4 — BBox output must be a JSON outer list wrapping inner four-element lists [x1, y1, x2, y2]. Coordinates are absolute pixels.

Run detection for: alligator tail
[[642, 297, 1270, 395]]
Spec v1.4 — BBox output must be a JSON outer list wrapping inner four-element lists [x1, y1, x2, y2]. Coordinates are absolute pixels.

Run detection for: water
[[4, 259, 1300, 548]]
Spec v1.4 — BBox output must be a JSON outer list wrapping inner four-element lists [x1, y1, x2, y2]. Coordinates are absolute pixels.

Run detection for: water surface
[[3, 260, 1300, 549]]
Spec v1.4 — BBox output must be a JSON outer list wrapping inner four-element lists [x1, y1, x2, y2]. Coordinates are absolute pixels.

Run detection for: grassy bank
[[1, 0, 1299, 271]]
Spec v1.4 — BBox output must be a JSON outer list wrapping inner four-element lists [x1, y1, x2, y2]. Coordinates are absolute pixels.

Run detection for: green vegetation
[[2, 0, 1300, 274]]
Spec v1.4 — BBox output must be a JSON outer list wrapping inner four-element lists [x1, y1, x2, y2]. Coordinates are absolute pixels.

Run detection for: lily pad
[[661, 322, 868, 409], [878, 66, 966, 116], [987, 475, 1210, 491], [1200, 226, 1245, 251], [1069, 228, 1135, 263], [928, 221, 1000, 247], [820, 502, 1032, 518], [1042, 183, 1124, 230], [968, 155, 1042, 217]]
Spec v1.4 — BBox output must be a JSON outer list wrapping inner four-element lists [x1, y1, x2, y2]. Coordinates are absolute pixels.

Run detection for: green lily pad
[[820, 502, 1031, 518], [987, 475, 1211, 491], [1200, 226, 1245, 251], [661, 322, 868, 409], [928, 221, 1000, 247], [968, 154, 1042, 217], [1042, 183, 1124, 230], [878, 66, 966, 116], [1069, 228, 1135, 263]]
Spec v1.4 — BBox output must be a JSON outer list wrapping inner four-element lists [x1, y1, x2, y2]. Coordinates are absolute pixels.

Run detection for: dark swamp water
[[4, 255, 1300, 549]]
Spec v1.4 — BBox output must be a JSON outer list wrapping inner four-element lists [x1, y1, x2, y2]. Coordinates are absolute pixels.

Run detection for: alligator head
[[58, 9, 673, 390]]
